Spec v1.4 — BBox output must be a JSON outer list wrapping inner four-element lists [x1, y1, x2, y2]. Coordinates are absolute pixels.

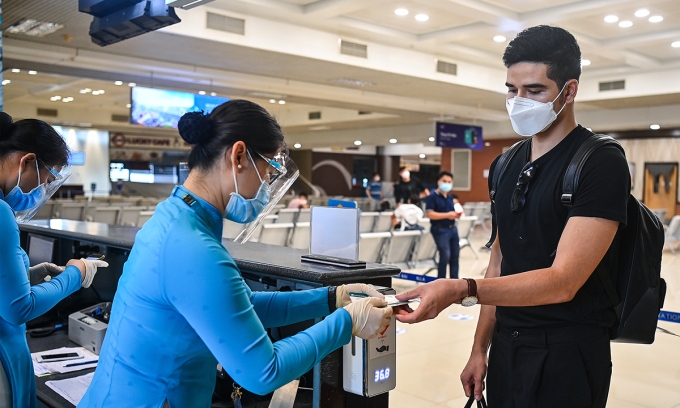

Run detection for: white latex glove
[[29, 263, 65, 285], [336, 283, 385, 308], [79, 258, 109, 288], [343, 297, 392, 340]]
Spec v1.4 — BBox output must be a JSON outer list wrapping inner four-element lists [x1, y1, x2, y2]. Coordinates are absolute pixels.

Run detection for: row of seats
[[665, 215, 680, 253], [35, 201, 155, 227], [359, 216, 479, 270]]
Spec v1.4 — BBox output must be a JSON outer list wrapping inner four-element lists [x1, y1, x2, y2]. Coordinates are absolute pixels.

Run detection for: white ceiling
[[3, 0, 680, 149]]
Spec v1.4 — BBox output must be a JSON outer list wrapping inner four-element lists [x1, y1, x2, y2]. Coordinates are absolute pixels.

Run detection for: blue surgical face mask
[[226, 151, 271, 224], [439, 182, 453, 193], [4, 160, 46, 212]]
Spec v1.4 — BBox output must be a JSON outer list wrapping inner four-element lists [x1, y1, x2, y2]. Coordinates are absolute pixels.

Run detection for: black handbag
[[464, 393, 488, 408]]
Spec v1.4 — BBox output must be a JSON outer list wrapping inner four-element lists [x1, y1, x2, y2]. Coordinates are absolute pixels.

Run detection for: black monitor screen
[[27, 235, 55, 266]]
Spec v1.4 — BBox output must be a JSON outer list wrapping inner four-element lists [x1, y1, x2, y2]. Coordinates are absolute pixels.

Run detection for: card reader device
[[68, 302, 111, 355], [343, 287, 397, 397]]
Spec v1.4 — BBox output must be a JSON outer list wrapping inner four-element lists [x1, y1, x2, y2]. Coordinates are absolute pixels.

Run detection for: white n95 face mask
[[506, 83, 568, 137]]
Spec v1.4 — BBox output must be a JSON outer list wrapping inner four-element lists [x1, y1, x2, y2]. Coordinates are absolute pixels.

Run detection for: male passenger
[[425, 171, 463, 279], [395, 25, 630, 408], [393, 166, 429, 204]]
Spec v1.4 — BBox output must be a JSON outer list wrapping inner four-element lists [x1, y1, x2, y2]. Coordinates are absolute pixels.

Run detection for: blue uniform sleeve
[[248, 286, 332, 328], [161, 226, 352, 395], [0, 202, 82, 326]]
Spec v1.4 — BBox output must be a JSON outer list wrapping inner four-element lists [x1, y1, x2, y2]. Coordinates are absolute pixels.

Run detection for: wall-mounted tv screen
[[130, 87, 229, 129], [69, 151, 86, 166]]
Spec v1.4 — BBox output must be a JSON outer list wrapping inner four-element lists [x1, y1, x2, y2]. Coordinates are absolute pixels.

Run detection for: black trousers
[[487, 323, 612, 408]]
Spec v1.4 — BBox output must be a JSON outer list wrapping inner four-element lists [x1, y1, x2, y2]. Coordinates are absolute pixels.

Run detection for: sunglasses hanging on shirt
[[511, 161, 538, 213]]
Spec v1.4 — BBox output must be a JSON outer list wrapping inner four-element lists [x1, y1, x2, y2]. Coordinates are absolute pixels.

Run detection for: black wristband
[[327, 286, 338, 312]]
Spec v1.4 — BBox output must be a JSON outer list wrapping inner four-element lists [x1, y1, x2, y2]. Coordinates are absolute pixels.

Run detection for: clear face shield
[[233, 151, 299, 244], [15, 165, 72, 223]]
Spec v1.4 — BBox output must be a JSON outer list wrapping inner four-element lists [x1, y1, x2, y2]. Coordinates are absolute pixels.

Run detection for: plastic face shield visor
[[15, 165, 72, 223], [234, 152, 299, 244]]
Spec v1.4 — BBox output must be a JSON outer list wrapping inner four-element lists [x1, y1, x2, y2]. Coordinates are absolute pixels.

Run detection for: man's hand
[[447, 211, 462, 220], [394, 279, 466, 323], [461, 351, 488, 401]]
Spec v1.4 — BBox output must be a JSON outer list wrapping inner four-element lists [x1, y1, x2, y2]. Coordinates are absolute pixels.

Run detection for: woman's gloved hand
[[343, 297, 393, 340], [336, 283, 384, 308], [67, 258, 109, 288], [29, 262, 66, 285]]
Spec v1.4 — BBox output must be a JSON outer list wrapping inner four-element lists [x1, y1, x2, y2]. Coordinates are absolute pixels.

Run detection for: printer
[[68, 302, 111, 355]]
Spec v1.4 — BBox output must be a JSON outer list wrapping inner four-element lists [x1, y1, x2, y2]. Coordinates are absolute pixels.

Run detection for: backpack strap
[[485, 138, 530, 248], [560, 133, 625, 306]]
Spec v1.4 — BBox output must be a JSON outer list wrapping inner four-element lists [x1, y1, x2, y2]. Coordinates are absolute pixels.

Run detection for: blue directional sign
[[658, 310, 680, 323]]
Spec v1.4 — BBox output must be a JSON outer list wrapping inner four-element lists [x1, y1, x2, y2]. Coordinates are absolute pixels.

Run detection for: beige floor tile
[[390, 226, 680, 408]]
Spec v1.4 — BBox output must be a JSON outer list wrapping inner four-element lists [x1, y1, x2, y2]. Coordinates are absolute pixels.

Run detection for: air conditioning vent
[[358, 111, 372, 115], [599, 80, 625, 91], [111, 114, 129, 123], [37, 108, 58, 117], [340, 39, 367, 58], [308, 111, 321, 120], [436, 59, 458, 76], [206, 12, 245, 35]]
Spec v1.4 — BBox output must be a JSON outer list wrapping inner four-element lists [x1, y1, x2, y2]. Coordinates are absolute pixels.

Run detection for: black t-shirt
[[394, 178, 426, 204], [488, 125, 630, 329]]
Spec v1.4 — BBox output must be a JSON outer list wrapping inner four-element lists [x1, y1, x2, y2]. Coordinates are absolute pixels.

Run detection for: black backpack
[[488, 134, 666, 344]]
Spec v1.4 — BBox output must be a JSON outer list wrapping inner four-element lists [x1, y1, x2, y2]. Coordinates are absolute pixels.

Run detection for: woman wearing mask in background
[[79, 100, 392, 408], [0, 112, 107, 408]]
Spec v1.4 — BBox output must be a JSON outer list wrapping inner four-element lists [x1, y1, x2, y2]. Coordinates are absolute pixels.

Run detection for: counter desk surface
[[20, 219, 400, 285]]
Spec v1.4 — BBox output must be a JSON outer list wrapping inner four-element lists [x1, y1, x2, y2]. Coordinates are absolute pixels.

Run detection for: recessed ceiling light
[[419, 153, 426, 159], [97, 90, 105, 94], [604, 15, 619, 23], [210, 92, 217, 96], [5, 18, 63, 37], [62, 97, 74, 103], [581, 59, 591, 66], [484, 142, 491, 147], [619, 20, 633, 28], [672, 41, 680, 48], [389, 138, 397, 144], [11, 68, 20, 73], [278, 100, 286, 105], [650, 124, 661, 130], [126, 103, 131, 108], [80, 88, 92, 94], [354, 140, 362, 146], [635, 9, 650, 18], [198, 91, 206, 95], [1, 80, 11, 86], [415, 14, 429, 22], [428, 137, 435, 142], [28, 70, 37, 75], [493, 35, 506, 42], [51, 96, 62, 101], [649, 16, 663, 23], [394, 8, 408, 16], [128, 82, 136, 87], [114, 81, 123, 85], [269, 99, 276, 104], [92, 91, 101, 95], [294, 143, 302, 149]]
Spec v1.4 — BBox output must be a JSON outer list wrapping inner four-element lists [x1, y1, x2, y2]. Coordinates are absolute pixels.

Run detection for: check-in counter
[[20, 219, 399, 408]]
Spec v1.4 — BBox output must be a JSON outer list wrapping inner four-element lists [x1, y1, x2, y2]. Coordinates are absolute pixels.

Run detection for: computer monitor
[[27, 234, 55, 266]]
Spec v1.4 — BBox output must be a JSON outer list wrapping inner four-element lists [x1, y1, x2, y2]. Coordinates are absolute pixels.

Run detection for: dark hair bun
[[178, 111, 213, 145], [0, 112, 14, 139]]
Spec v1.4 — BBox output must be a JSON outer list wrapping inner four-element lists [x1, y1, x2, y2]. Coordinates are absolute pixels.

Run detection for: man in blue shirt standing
[[366, 172, 383, 211], [425, 171, 464, 279]]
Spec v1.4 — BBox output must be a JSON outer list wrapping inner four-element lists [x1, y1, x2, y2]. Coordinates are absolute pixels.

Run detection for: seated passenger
[[79, 100, 392, 408], [392, 194, 424, 231]]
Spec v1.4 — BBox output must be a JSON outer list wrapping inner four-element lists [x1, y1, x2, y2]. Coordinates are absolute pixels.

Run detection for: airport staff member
[[0, 113, 106, 408], [80, 100, 392, 408], [425, 171, 463, 279], [396, 26, 629, 408]]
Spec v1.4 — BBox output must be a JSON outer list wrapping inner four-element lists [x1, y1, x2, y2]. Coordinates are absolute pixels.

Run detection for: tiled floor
[[389, 227, 680, 408]]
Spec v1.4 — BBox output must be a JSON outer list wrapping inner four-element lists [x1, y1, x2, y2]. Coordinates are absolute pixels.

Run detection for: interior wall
[[446, 138, 523, 204], [312, 151, 376, 197], [618, 138, 680, 215], [54, 126, 111, 197]]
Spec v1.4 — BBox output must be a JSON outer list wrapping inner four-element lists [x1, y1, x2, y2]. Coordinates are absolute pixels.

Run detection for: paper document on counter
[[31, 347, 98, 375], [45, 372, 94, 406]]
